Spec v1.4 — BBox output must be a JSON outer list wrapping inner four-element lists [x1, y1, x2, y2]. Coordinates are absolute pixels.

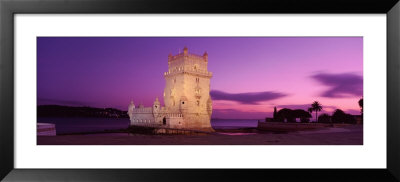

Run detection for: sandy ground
[[37, 125, 363, 145]]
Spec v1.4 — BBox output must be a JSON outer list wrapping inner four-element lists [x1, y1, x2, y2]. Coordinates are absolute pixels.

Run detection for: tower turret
[[203, 51, 208, 62], [168, 53, 173, 62], [127, 100, 135, 120], [153, 97, 161, 118], [153, 97, 160, 110]]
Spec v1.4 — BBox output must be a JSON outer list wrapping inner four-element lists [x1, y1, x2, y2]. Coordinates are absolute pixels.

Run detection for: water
[[37, 117, 130, 134], [37, 117, 260, 134], [211, 119, 259, 129]]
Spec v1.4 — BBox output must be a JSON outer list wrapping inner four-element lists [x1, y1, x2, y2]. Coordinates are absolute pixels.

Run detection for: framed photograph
[[1, 0, 399, 181]]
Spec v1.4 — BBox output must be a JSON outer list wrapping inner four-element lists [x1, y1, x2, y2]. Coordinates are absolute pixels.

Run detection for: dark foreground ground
[[37, 125, 363, 145]]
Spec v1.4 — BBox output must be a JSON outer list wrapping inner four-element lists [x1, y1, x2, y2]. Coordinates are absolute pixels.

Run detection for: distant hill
[[37, 105, 129, 118]]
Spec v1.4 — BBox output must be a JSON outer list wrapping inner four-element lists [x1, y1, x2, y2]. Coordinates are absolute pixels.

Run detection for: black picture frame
[[1, 0, 399, 181]]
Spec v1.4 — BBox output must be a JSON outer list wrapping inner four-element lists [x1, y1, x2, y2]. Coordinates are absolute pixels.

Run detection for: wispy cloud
[[210, 90, 287, 104], [311, 72, 363, 98]]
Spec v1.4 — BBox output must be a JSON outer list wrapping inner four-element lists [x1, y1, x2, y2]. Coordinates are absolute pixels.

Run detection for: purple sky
[[37, 37, 363, 119]]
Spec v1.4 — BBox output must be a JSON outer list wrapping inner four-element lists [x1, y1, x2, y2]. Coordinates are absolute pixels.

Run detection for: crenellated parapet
[[131, 107, 153, 113], [164, 67, 212, 78], [168, 51, 208, 63], [166, 47, 211, 79]]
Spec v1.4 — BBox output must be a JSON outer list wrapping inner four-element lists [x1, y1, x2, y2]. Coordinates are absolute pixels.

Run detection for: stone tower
[[163, 47, 213, 131]]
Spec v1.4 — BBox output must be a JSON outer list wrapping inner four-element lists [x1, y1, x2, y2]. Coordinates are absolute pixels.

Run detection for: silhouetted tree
[[345, 114, 356, 124], [332, 109, 346, 123], [308, 107, 313, 114], [311, 101, 323, 122], [318, 114, 331, 123], [332, 109, 356, 124], [276, 108, 294, 122], [293, 109, 312, 123], [358, 98, 363, 116]]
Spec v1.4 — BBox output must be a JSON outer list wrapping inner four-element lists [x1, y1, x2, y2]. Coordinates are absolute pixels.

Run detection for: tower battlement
[[168, 47, 208, 63], [168, 53, 208, 62], [166, 47, 211, 78]]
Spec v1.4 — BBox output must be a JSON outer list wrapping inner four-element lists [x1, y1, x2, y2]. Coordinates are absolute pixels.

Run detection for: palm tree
[[311, 101, 322, 122], [308, 107, 313, 114], [358, 98, 363, 115]]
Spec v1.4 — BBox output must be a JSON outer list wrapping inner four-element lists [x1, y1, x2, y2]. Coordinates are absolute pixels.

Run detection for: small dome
[[154, 97, 160, 105]]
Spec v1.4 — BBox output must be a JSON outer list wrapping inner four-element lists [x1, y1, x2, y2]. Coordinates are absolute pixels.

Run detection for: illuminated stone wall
[[128, 47, 213, 132]]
